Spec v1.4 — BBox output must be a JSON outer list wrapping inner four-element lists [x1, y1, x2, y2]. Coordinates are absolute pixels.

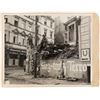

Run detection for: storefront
[[5, 48, 26, 67], [64, 16, 91, 83]]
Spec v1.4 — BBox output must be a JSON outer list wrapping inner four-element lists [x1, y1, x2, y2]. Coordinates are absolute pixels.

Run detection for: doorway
[[19, 55, 26, 67], [87, 66, 91, 83]]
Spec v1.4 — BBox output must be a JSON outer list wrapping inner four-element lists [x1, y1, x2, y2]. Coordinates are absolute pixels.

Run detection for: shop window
[[69, 24, 74, 42], [14, 20, 18, 27], [10, 54, 18, 59], [13, 59, 15, 65], [65, 41, 67, 44]]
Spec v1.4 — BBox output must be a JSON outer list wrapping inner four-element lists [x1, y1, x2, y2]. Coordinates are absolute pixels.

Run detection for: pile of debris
[[39, 43, 79, 60]]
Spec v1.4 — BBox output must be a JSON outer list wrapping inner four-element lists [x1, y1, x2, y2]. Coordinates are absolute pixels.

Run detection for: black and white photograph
[[0, 0, 100, 100], [4, 14, 92, 86]]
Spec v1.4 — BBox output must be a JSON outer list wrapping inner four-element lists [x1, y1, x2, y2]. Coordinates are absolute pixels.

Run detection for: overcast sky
[[52, 15, 69, 23], [51, 15, 80, 23]]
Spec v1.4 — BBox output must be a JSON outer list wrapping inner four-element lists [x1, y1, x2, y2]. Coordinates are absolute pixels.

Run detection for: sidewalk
[[5, 68, 90, 85]]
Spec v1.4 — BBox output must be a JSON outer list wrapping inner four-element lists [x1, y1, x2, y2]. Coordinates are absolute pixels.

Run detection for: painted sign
[[40, 59, 90, 79], [81, 48, 90, 61]]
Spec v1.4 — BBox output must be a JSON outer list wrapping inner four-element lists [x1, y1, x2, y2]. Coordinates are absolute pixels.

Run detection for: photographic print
[[1, 13, 99, 86]]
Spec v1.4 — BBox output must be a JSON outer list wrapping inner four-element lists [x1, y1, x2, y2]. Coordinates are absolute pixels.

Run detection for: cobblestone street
[[5, 68, 90, 85]]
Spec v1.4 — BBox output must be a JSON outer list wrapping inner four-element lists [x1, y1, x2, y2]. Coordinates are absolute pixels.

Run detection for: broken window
[[69, 24, 74, 42], [14, 20, 18, 27]]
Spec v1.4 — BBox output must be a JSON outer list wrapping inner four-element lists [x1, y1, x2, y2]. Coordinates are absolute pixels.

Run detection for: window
[[65, 33, 67, 39], [50, 22, 53, 28], [65, 41, 67, 44], [14, 20, 18, 27], [28, 25, 31, 31], [50, 31, 53, 39], [37, 25, 40, 33], [44, 20, 47, 25], [23, 38, 25, 45], [13, 36, 16, 43], [5, 30, 10, 42], [5, 18, 8, 23], [28, 16, 31, 18], [69, 24, 74, 42], [22, 21, 26, 29], [37, 16, 39, 22], [5, 34, 6, 42], [8, 31, 10, 42], [44, 29, 47, 36]]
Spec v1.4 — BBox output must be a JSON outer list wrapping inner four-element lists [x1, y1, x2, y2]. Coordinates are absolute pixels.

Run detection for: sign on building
[[79, 16, 91, 61], [81, 48, 90, 61]]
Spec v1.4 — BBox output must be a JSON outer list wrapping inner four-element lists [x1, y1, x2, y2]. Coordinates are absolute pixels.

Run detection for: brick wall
[[40, 59, 90, 80]]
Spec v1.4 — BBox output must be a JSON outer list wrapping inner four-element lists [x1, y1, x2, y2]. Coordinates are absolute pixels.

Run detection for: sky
[[52, 15, 80, 23], [52, 15, 69, 23]]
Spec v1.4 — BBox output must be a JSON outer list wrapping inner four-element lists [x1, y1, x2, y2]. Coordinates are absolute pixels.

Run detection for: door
[[19, 55, 25, 67], [87, 66, 91, 83]]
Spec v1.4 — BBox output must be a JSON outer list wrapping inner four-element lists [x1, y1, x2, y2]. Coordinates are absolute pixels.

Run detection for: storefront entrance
[[87, 66, 91, 83], [19, 55, 26, 67]]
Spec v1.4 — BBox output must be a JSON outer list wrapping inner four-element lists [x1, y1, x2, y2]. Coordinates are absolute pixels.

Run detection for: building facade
[[64, 16, 91, 61], [36, 16, 55, 44], [26, 16, 55, 45], [64, 16, 91, 82], [5, 15, 55, 67], [64, 16, 79, 45], [5, 15, 35, 67]]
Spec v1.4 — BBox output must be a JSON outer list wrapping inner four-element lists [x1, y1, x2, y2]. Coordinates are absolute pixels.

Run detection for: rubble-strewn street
[[5, 68, 90, 85], [4, 15, 91, 85]]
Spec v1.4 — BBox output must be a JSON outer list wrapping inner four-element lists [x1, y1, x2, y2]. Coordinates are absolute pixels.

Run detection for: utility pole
[[34, 16, 38, 78]]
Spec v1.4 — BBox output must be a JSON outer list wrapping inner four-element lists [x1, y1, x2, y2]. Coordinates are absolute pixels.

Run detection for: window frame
[[5, 18, 8, 23], [44, 28, 47, 36], [14, 20, 18, 27], [68, 24, 74, 42], [50, 31, 53, 39]]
